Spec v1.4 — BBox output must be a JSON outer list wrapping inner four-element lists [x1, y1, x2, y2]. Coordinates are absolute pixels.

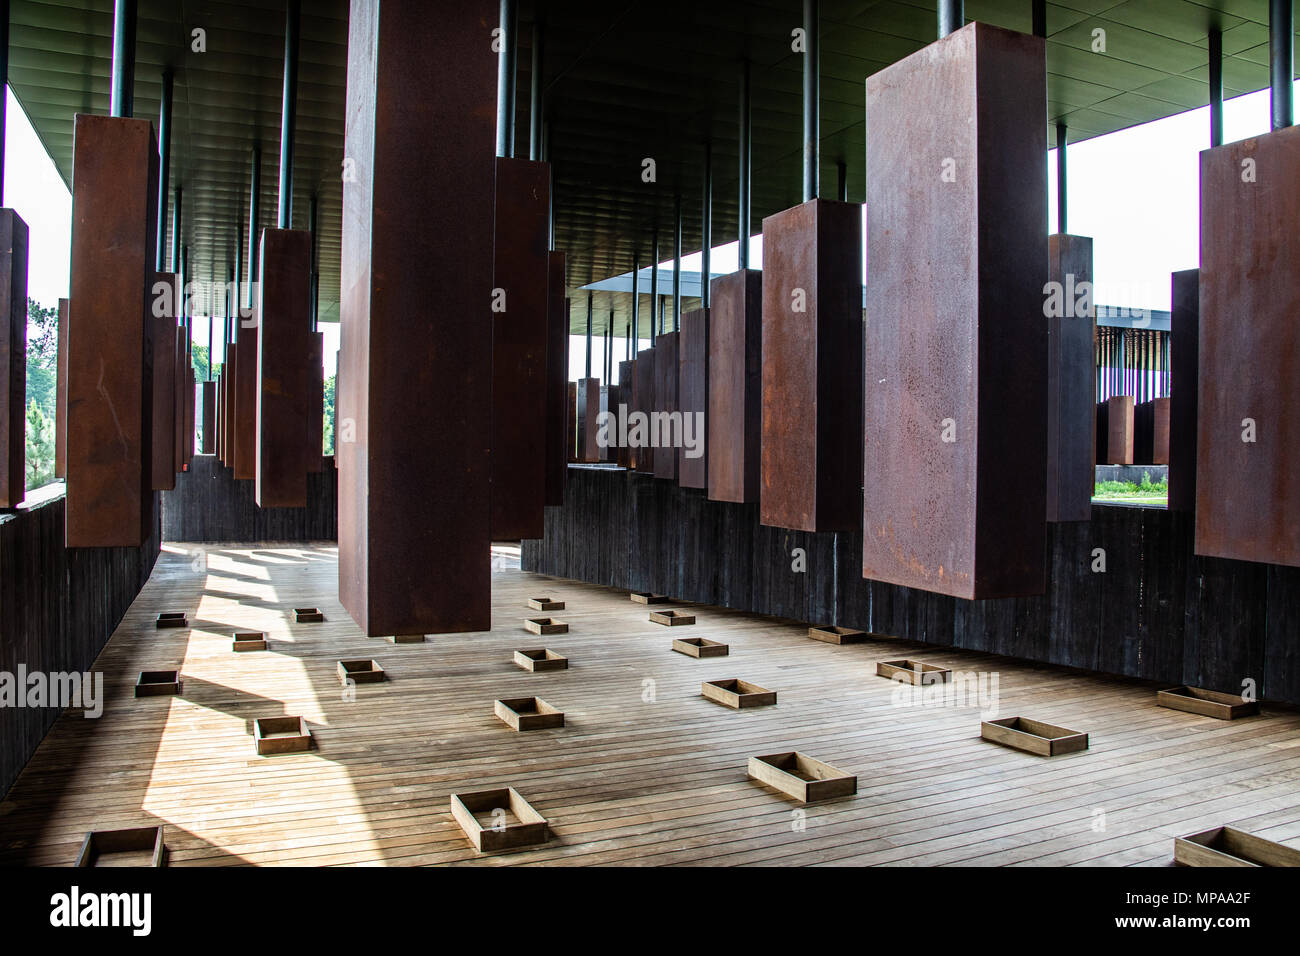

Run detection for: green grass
[[1094, 470, 1168, 502]]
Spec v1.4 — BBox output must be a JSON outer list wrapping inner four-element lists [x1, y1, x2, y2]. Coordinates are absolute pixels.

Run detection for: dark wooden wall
[[0, 488, 161, 797], [162, 454, 337, 542], [523, 467, 1300, 705]]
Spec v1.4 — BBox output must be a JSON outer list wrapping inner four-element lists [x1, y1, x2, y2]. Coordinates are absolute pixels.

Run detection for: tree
[[323, 374, 336, 455], [26, 298, 58, 418], [25, 400, 54, 491]]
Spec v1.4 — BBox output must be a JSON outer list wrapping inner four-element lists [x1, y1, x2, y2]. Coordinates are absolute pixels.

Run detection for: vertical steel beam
[[0, 212, 26, 507], [1032, 0, 1046, 38], [497, 0, 518, 157], [55, 298, 68, 478], [1046, 235, 1094, 522], [1056, 122, 1068, 234], [803, 0, 819, 202], [155, 69, 173, 272], [0, 0, 8, 201], [738, 59, 751, 270], [544, 251, 567, 505], [308, 192, 319, 329], [650, 230, 659, 343], [109, 0, 136, 118], [701, 142, 712, 309], [1209, 28, 1224, 147], [585, 290, 593, 379], [1272, 0, 1294, 130], [529, 17, 544, 161], [672, 192, 682, 331], [937, 0, 963, 38], [170, 185, 182, 273], [247, 145, 260, 310], [836, 160, 847, 201], [278, 0, 300, 230], [708, 270, 761, 504], [631, 252, 640, 345], [1169, 269, 1198, 511]]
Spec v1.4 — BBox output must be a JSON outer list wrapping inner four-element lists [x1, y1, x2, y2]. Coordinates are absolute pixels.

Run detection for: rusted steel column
[[634, 348, 656, 474], [1106, 394, 1134, 464], [653, 330, 679, 480], [1196, 125, 1300, 565], [183, 343, 194, 467], [1046, 234, 1095, 522], [307, 330, 323, 471], [201, 380, 215, 454], [617, 358, 635, 469], [678, 308, 708, 489], [1151, 397, 1170, 464], [1168, 269, 1198, 512], [0, 210, 26, 507], [255, 228, 312, 507], [233, 323, 257, 479], [576, 377, 601, 462], [492, 156, 550, 537], [150, 272, 178, 490], [340, 0, 496, 635], [55, 298, 68, 478], [760, 197, 862, 532], [66, 115, 157, 546], [566, 381, 577, 462], [863, 23, 1047, 599], [708, 268, 761, 504], [544, 253, 567, 505]]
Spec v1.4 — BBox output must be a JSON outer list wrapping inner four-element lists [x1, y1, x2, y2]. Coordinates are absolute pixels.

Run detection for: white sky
[[7, 79, 1295, 387]]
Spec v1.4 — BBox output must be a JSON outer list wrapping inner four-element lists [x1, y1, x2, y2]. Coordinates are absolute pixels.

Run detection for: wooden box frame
[[527, 597, 565, 611], [672, 637, 728, 658], [650, 610, 695, 626], [254, 716, 312, 755], [386, 633, 425, 643], [294, 607, 324, 623], [450, 787, 550, 853], [75, 826, 167, 867], [514, 648, 568, 672], [1174, 826, 1300, 867], [876, 659, 952, 686], [232, 631, 267, 652], [494, 696, 565, 731], [134, 670, 182, 697], [981, 716, 1088, 756], [337, 659, 386, 685], [808, 625, 866, 645], [1157, 686, 1259, 720], [748, 752, 857, 803], [525, 617, 568, 635], [702, 679, 776, 709], [630, 591, 668, 604], [155, 612, 187, 629]]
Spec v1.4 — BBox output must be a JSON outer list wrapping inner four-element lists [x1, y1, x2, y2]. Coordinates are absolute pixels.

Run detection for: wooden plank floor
[[3, 541, 1300, 866]]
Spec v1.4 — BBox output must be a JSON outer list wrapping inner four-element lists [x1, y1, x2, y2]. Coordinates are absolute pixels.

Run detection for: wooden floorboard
[[2, 541, 1298, 866]]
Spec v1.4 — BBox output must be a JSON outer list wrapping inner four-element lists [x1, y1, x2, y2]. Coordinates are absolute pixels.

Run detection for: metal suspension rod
[[1270, 0, 1293, 130], [1209, 28, 1224, 147], [156, 69, 173, 271], [1056, 122, 1068, 234], [701, 141, 712, 309], [937, 0, 963, 38], [802, 0, 819, 202], [109, 0, 136, 118], [496, 0, 518, 157], [277, 0, 300, 229], [738, 58, 751, 270]]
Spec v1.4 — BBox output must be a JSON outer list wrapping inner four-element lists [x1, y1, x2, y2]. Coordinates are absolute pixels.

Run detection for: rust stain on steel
[[255, 227, 311, 508], [708, 269, 762, 503], [151, 272, 178, 490], [1046, 235, 1095, 522], [1196, 125, 1300, 566], [338, 0, 495, 635], [66, 114, 158, 547], [634, 348, 656, 474], [1168, 269, 1198, 512], [653, 331, 679, 481], [617, 359, 635, 469], [223, 339, 238, 468], [544, 254, 568, 505], [760, 197, 862, 532], [576, 377, 601, 462], [1106, 395, 1134, 464], [233, 321, 257, 479], [566, 381, 577, 462], [1151, 396, 1170, 464], [201, 380, 215, 454], [678, 309, 709, 489], [307, 331, 323, 471], [492, 157, 551, 537], [0, 210, 27, 507], [863, 23, 1047, 600]]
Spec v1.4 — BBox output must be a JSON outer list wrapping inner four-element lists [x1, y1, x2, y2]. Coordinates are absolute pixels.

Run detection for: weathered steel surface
[[201, 380, 216, 454], [339, 0, 494, 635], [174, 332, 186, 473], [862, 23, 1047, 599], [576, 377, 601, 463], [216, 368, 225, 464], [307, 331, 323, 471], [1046, 234, 1095, 522], [55, 298, 68, 478], [708, 269, 762, 504], [566, 381, 577, 462], [634, 348, 656, 474], [1197, 125, 1300, 565], [653, 331, 680, 481], [761, 198, 862, 532], [492, 157, 550, 538], [617, 359, 635, 468], [1168, 269, 1198, 512], [544, 254, 567, 505], [0, 210, 27, 508], [1153, 396, 1170, 464], [1106, 395, 1134, 464], [150, 273, 178, 490], [233, 323, 258, 479], [66, 115, 158, 547], [223, 344, 237, 467], [1134, 397, 1171, 465], [678, 308, 709, 488], [183, 359, 195, 468]]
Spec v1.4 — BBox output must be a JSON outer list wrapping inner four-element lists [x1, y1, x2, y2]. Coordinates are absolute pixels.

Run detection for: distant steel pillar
[[109, 0, 136, 118], [802, 0, 819, 201], [1056, 121, 1068, 234], [701, 142, 712, 308], [1270, 0, 1293, 130], [496, 0, 518, 157], [937, 0, 963, 38], [672, 193, 682, 331], [738, 58, 752, 270], [277, 0, 300, 229], [1209, 28, 1224, 147], [156, 69, 173, 271]]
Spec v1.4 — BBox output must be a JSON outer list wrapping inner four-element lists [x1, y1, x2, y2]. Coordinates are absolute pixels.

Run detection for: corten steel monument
[[1045, 234, 1096, 522], [862, 22, 1048, 600], [708, 269, 762, 504], [0, 210, 27, 509], [338, 0, 496, 635]]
